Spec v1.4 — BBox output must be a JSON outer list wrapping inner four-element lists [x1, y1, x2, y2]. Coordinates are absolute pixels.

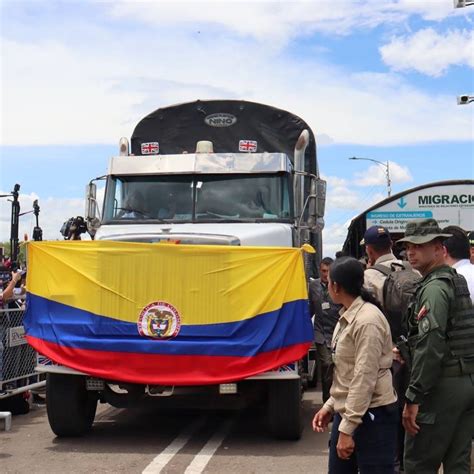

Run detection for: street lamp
[[457, 95, 474, 105], [349, 156, 392, 197]]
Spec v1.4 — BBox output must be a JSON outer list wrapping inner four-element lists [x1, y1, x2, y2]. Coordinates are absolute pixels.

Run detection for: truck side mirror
[[85, 183, 100, 237], [308, 178, 326, 232], [85, 183, 97, 220]]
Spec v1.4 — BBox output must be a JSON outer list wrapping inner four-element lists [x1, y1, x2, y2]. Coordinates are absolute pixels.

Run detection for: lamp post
[[349, 156, 392, 197]]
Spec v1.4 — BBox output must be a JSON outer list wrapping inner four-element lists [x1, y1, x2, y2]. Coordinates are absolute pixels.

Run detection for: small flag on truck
[[141, 142, 159, 155], [238, 140, 257, 152]]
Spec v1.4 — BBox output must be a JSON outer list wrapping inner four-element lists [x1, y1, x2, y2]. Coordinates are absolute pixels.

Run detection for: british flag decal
[[239, 140, 257, 152], [141, 142, 160, 155]]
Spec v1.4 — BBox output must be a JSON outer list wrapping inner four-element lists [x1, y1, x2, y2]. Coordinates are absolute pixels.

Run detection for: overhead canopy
[[342, 180, 474, 259], [131, 100, 318, 176]]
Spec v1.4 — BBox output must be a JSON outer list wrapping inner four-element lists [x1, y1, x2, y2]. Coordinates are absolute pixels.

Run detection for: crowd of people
[[311, 218, 474, 474]]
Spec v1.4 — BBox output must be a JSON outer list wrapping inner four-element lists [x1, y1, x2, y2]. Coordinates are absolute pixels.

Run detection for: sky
[[1, 0, 473, 256]]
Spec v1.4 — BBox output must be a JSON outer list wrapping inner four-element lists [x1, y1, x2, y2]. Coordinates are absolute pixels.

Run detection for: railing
[[0, 308, 46, 399]]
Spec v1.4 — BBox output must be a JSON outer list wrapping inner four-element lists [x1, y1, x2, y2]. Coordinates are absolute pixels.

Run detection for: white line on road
[[142, 415, 207, 474], [184, 418, 234, 474]]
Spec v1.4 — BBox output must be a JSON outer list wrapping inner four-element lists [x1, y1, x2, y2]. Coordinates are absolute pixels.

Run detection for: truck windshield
[[103, 173, 291, 222]]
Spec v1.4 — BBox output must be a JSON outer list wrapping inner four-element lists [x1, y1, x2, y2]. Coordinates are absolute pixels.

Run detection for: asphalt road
[[1, 389, 473, 474]]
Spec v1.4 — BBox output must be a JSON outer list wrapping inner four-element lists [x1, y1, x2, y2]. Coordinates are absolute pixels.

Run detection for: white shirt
[[453, 259, 474, 304]]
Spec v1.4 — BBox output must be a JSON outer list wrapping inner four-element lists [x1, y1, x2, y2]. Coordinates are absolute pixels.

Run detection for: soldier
[[398, 218, 474, 474]]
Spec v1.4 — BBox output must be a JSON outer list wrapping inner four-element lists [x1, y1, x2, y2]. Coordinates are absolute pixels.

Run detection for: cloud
[[380, 28, 474, 76], [322, 218, 359, 257], [1, 1, 473, 149], [109, 0, 460, 42], [353, 161, 413, 186], [2, 32, 473, 148], [327, 189, 361, 210]]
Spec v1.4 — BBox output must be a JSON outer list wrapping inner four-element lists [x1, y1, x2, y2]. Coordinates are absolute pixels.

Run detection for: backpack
[[372, 262, 421, 342]]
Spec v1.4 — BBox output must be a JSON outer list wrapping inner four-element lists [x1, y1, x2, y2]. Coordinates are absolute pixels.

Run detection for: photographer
[[60, 216, 88, 240]]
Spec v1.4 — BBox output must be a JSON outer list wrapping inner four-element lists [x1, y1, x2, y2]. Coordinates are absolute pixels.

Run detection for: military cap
[[398, 218, 452, 244]]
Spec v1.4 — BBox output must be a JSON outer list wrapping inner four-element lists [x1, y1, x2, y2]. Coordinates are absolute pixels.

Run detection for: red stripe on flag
[[27, 336, 310, 386]]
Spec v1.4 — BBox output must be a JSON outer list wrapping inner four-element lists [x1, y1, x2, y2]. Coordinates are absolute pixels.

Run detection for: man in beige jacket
[[362, 225, 401, 306]]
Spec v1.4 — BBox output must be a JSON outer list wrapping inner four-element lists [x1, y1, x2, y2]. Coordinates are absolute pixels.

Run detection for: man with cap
[[362, 226, 417, 473], [308, 257, 342, 403], [468, 231, 474, 264], [442, 225, 474, 304], [399, 218, 474, 474], [362, 225, 401, 306]]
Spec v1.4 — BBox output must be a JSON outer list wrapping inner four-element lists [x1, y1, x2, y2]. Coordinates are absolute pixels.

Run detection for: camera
[[60, 216, 88, 240]]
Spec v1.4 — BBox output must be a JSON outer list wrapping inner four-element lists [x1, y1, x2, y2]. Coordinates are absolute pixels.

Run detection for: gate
[[0, 308, 46, 399]]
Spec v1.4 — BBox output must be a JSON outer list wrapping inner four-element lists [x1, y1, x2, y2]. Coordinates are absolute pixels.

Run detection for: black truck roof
[[131, 100, 318, 176]]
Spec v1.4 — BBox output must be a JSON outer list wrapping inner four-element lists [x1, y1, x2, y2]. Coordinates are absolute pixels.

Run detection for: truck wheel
[[46, 373, 97, 437], [267, 379, 303, 440]]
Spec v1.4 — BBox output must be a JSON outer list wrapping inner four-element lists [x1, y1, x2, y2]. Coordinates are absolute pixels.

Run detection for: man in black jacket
[[309, 257, 341, 402]]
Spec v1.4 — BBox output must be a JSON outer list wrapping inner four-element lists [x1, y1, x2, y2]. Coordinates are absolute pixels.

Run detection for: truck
[[32, 100, 326, 439]]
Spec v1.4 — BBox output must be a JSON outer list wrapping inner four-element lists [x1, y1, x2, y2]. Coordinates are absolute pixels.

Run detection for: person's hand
[[312, 407, 332, 432], [392, 347, 405, 364], [12, 271, 22, 283], [337, 432, 355, 460], [402, 403, 420, 436]]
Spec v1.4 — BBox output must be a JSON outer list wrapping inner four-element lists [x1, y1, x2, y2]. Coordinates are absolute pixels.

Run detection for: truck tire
[[267, 379, 303, 440], [46, 373, 97, 437]]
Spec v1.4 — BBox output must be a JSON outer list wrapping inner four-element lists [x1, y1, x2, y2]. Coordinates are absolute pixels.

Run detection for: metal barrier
[[0, 308, 46, 399]]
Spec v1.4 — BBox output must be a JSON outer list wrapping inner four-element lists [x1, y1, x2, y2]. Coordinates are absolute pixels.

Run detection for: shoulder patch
[[419, 317, 431, 334]]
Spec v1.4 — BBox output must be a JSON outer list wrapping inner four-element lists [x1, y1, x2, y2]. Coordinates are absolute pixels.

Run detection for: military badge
[[138, 301, 181, 339], [419, 317, 431, 334]]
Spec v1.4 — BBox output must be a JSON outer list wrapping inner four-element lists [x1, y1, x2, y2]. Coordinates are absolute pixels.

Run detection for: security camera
[[454, 0, 474, 7], [457, 95, 474, 105]]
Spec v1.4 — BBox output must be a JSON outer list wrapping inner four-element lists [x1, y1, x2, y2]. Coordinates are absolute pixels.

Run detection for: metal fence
[[0, 308, 45, 399]]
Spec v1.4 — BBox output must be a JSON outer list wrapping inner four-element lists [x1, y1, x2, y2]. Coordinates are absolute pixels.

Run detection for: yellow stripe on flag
[[27, 241, 308, 325]]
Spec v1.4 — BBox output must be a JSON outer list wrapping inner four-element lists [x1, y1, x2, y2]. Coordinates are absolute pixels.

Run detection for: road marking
[[142, 416, 207, 474], [184, 418, 234, 474]]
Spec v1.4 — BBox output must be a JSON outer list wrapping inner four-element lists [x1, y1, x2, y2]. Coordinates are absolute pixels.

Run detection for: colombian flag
[[24, 241, 313, 385]]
